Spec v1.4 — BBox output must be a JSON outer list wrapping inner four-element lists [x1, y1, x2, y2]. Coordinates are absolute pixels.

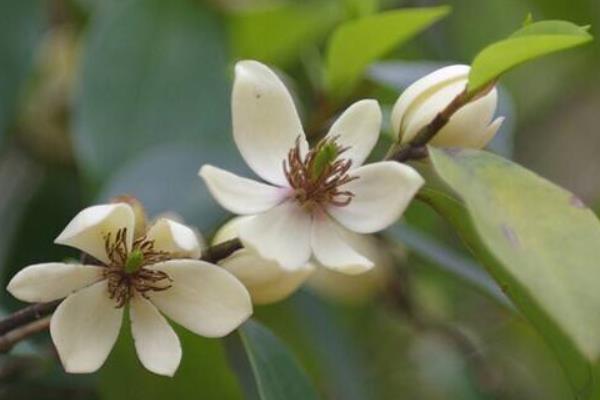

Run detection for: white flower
[[213, 217, 314, 304], [200, 60, 424, 274], [391, 65, 504, 149], [7, 203, 252, 377]]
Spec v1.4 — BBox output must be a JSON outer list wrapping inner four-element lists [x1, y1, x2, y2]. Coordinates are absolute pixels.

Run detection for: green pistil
[[310, 142, 338, 182], [124, 249, 144, 273]]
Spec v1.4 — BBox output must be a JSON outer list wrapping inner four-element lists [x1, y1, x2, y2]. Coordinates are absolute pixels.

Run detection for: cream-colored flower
[[200, 60, 424, 274], [7, 203, 252, 377], [391, 65, 504, 149], [213, 217, 314, 305]]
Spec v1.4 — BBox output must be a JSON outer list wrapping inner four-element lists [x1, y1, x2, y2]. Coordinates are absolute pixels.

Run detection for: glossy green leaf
[[325, 6, 450, 99], [0, 0, 43, 143], [99, 316, 242, 400], [229, 2, 341, 67], [73, 0, 229, 185], [234, 320, 320, 400], [416, 147, 600, 398], [468, 20, 592, 93]]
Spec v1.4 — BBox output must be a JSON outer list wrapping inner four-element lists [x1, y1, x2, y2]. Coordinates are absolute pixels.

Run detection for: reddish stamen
[[283, 137, 358, 208]]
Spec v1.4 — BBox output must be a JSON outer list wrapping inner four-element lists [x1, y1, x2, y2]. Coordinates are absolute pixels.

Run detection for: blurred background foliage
[[0, 0, 598, 399]]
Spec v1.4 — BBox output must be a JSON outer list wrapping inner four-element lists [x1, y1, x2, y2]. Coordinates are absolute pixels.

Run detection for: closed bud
[[212, 217, 314, 305], [391, 65, 504, 149]]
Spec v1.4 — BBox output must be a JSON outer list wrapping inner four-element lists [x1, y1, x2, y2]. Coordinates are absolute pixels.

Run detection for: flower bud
[[391, 65, 504, 149], [212, 217, 314, 305], [110, 195, 149, 238]]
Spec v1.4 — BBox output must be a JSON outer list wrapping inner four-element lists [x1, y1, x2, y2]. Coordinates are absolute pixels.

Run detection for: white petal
[[239, 201, 312, 270], [215, 217, 314, 304], [50, 280, 123, 373], [199, 165, 288, 214], [325, 99, 381, 168], [146, 218, 201, 259], [428, 86, 498, 148], [308, 232, 392, 302], [392, 64, 470, 139], [147, 260, 252, 338], [55, 203, 135, 264], [328, 162, 424, 233], [130, 294, 181, 377], [232, 60, 307, 186], [310, 216, 373, 274], [220, 250, 314, 305], [474, 116, 505, 149], [212, 216, 251, 244], [401, 79, 467, 144], [7, 263, 104, 303]]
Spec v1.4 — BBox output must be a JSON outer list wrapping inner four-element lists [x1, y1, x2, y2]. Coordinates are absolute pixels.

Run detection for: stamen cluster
[[283, 137, 358, 208], [103, 228, 173, 308]]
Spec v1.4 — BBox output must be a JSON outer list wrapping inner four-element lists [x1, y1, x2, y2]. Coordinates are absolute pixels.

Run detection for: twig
[[0, 316, 51, 353], [0, 238, 244, 349], [0, 301, 60, 336], [201, 238, 243, 264]]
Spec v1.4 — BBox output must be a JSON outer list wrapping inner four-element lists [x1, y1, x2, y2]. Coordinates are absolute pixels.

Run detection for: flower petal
[[426, 86, 498, 148], [130, 294, 182, 377], [310, 216, 373, 274], [55, 203, 135, 264], [215, 216, 314, 304], [199, 165, 288, 214], [147, 260, 252, 338], [325, 99, 381, 168], [146, 218, 201, 259], [391, 64, 470, 140], [328, 161, 424, 233], [221, 250, 314, 305], [232, 60, 307, 185], [7, 263, 104, 303], [239, 201, 312, 270], [308, 232, 392, 303], [50, 280, 123, 373], [474, 116, 505, 149]]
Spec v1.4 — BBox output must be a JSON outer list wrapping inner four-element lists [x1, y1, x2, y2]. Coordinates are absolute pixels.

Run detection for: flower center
[[283, 137, 358, 209], [102, 228, 173, 308]]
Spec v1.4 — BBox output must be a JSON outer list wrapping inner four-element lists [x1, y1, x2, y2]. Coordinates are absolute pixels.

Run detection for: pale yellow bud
[[212, 217, 314, 305], [391, 65, 504, 149]]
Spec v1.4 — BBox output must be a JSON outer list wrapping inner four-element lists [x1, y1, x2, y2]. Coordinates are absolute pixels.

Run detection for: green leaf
[[232, 320, 320, 400], [468, 20, 592, 93], [325, 6, 450, 99], [0, 0, 43, 143], [417, 147, 600, 398], [229, 2, 341, 68], [342, 0, 378, 18], [99, 317, 242, 399], [73, 0, 229, 185]]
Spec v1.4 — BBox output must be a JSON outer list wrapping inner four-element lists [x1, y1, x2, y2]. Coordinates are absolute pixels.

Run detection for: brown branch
[[0, 238, 244, 350], [0, 316, 51, 353], [0, 301, 61, 336], [201, 238, 243, 264]]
